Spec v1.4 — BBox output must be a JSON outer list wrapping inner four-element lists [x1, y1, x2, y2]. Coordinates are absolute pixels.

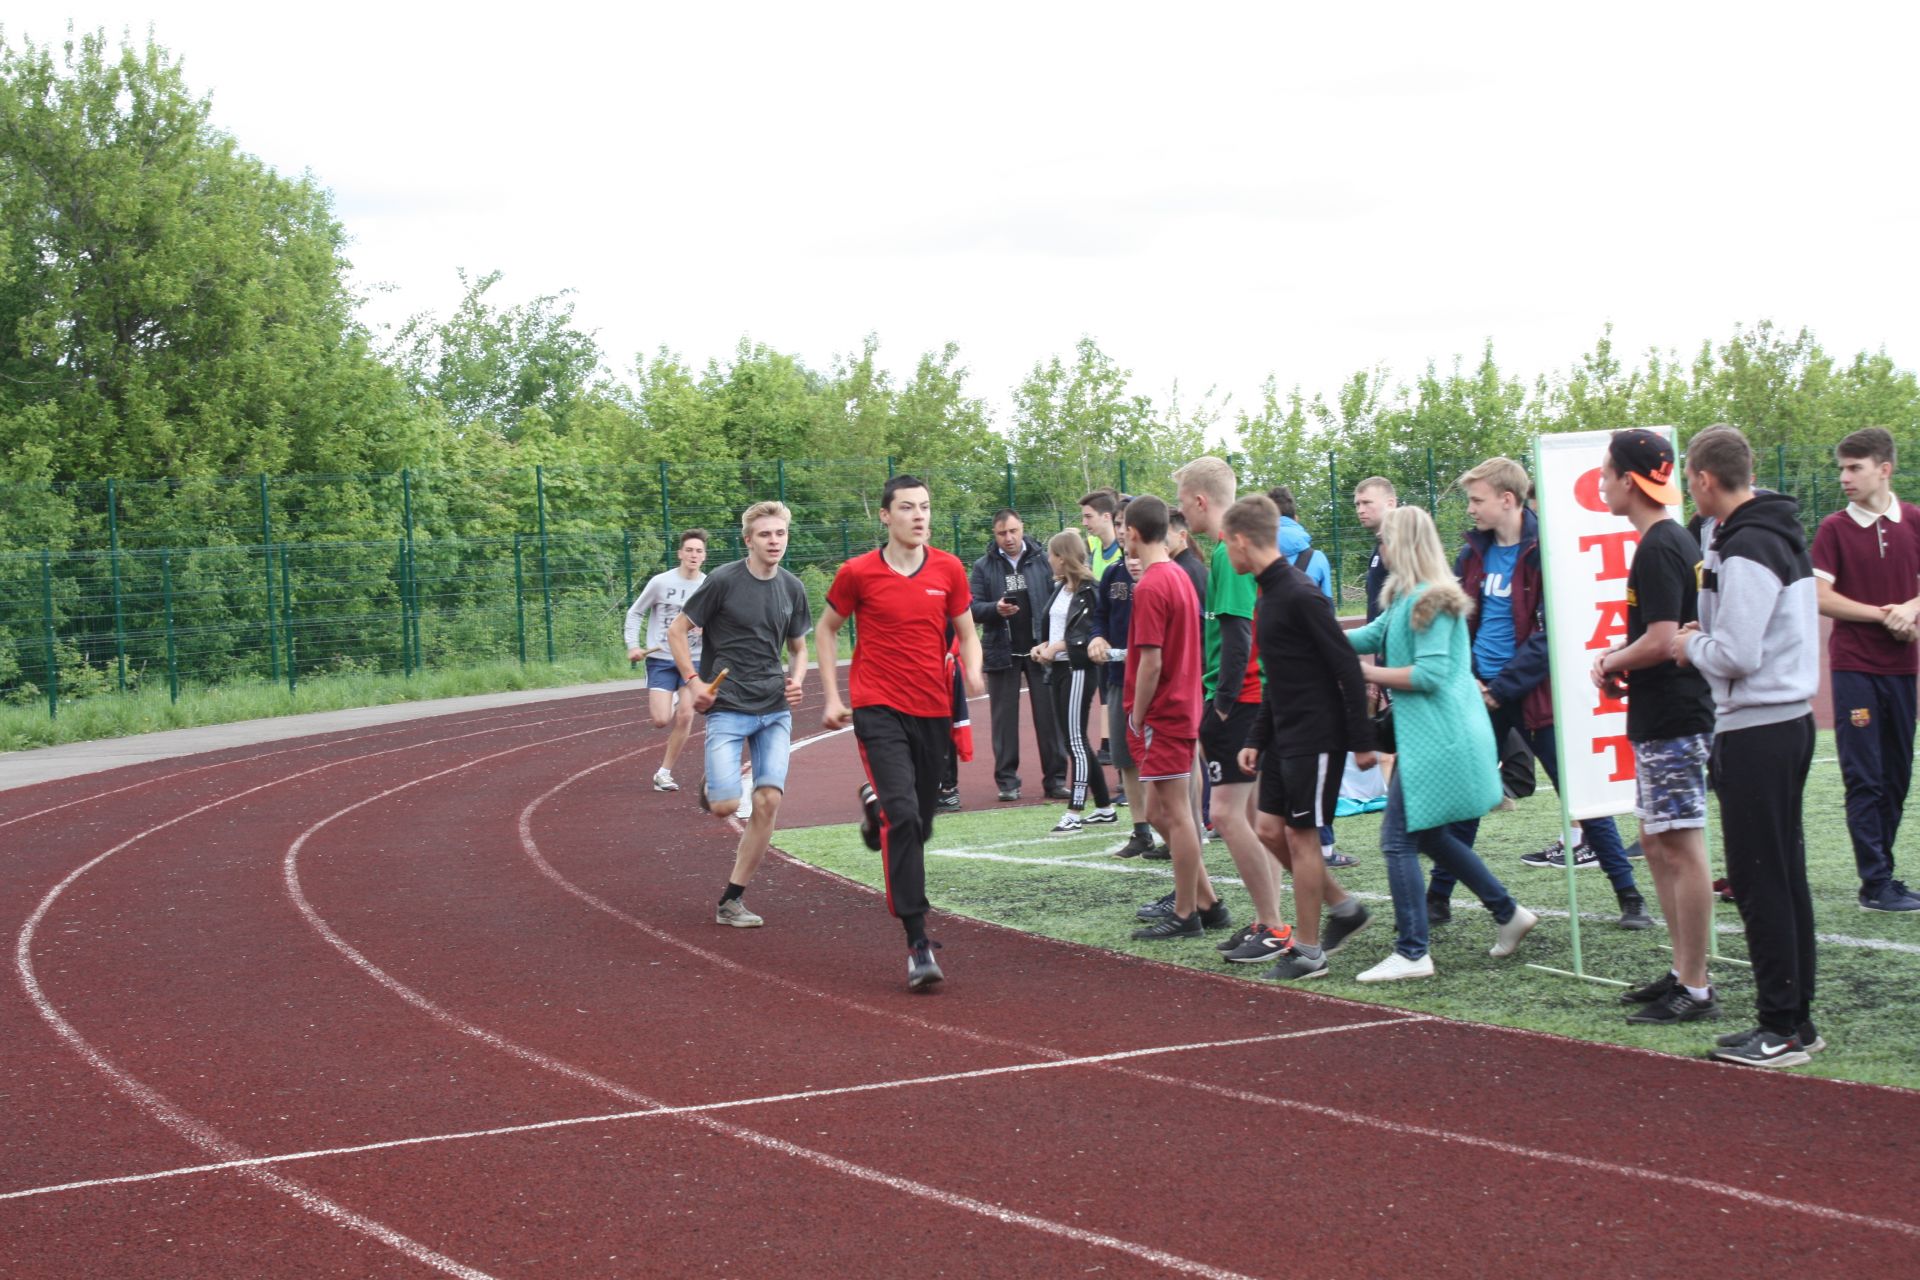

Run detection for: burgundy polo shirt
[[1811, 497, 1920, 675]]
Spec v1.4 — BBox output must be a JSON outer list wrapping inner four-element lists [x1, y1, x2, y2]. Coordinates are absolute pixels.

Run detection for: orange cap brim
[[1630, 472, 1681, 506]]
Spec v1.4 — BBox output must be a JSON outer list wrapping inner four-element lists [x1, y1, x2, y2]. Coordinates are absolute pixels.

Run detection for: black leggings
[[1050, 664, 1111, 811]]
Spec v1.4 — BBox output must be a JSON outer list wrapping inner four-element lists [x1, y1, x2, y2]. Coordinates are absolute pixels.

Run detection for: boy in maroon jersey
[[1812, 428, 1920, 913], [818, 475, 986, 989]]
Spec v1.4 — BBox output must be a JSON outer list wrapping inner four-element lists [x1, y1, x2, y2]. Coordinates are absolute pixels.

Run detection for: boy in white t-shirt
[[625, 529, 708, 791]]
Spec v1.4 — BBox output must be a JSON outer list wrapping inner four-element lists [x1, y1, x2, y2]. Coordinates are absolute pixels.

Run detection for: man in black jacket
[[971, 508, 1067, 801]]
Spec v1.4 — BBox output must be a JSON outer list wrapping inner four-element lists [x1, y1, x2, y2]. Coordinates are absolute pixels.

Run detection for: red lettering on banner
[[1593, 735, 1635, 782], [1585, 599, 1629, 651], [1594, 683, 1627, 716], [1578, 529, 1638, 582], [1573, 468, 1608, 513]]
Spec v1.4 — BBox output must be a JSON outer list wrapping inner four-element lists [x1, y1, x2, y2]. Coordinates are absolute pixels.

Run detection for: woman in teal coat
[[1345, 506, 1538, 981]]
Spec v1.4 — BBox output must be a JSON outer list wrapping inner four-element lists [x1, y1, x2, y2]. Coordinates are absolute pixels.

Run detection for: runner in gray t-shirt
[[668, 501, 811, 929], [624, 529, 708, 792]]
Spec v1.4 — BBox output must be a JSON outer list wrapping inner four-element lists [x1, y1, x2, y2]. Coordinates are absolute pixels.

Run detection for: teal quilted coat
[[1346, 586, 1502, 832]]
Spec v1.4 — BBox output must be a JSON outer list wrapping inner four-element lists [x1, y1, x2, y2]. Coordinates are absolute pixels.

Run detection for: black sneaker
[[1214, 922, 1253, 952], [1521, 838, 1599, 870], [1142, 841, 1171, 861], [1616, 889, 1653, 931], [1045, 784, 1073, 801], [1620, 970, 1679, 1005], [1131, 911, 1202, 940], [858, 783, 882, 851], [1223, 924, 1294, 965], [1263, 947, 1329, 981], [1113, 830, 1155, 858], [1136, 891, 1177, 922], [907, 939, 944, 991], [1196, 899, 1232, 930], [1626, 985, 1722, 1024], [935, 788, 961, 811], [1425, 893, 1453, 925], [1711, 1028, 1809, 1068], [996, 787, 1021, 802], [1320, 904, 1373, 955]]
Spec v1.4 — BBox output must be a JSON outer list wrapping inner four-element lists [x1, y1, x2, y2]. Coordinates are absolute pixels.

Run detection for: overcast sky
[[11, 2, 1918, 433]]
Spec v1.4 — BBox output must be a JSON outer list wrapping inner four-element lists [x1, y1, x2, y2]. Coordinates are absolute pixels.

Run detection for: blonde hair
[[1047, 529, 1094, 590], [1378, 506, 1473, 630], [1172, 455, 1236, 508], [740, 500, 792, 536], [1457, 457, 1531, 505]]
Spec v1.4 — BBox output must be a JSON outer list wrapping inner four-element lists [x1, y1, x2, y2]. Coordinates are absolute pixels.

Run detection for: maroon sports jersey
[[1124, 560, 1202, 736], [1811, 500, 1920, 675], [827, 547, 972, 717]]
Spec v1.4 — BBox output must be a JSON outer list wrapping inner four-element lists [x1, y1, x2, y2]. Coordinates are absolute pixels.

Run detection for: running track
[[3, 687, 1916, 1277]]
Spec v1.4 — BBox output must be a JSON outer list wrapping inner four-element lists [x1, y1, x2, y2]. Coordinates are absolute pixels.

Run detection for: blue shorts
[[645, 657, 685, 692], [1633, 733, 1709, 834], [705, 709, 792, 800]]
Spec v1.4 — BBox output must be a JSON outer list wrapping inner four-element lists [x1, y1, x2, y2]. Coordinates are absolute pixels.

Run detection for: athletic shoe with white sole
[[1131, 912, 1203, 941], [1196, 899, 1233, 930], [936, 788, 961, 811], [1223, 923, 1294, 965], [1716, 1024, 1829, 1055], [715, 898, 763, 928], [1620, 970, 1679, 1005], [907, 939, 945, 990], [1489, 905, 1539, 957], [1520, 838, 1598, 870], [1263, 947, 1329, 981], [1137, 890, 1177, 921], [1050, 810, 1086, 835], [1710, 1028, 1810, 1068], [1319, 904, 1373, 955], [1356, 952, 1435, 982], [1214, 922, 1253, 952], [653, 767, 679, 792], [1082, 806, 1119, 825], [858, 783, 882, 851], [1626, 986, 1722, 1024]]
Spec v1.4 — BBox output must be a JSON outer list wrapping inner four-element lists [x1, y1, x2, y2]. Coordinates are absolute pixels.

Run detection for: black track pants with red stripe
[[854, 705, 951, 928]]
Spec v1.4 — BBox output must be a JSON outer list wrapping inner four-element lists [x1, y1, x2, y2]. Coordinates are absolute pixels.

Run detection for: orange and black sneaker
[[1223, 921, 1294, 965]]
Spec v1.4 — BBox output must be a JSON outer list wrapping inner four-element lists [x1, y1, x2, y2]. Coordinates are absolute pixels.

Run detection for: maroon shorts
[[1127, 722, 1196, 783]]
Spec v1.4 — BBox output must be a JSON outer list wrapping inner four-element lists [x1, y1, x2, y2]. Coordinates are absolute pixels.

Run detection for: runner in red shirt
[[1119, 496, 1231, 940], [818, 475, 985, 990]]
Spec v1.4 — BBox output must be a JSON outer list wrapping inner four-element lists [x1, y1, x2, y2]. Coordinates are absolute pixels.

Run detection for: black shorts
[[1199, 701, 1260, 786], [1257, 752, 1343, 829]]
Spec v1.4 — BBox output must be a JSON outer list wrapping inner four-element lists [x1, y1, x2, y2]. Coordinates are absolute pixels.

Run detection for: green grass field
[[778, 733, 1920, 1090]]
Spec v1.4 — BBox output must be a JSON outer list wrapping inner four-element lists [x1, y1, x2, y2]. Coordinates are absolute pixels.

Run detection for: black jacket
[[1042, 581, 1101, 672], [970, 536, 1053, 671], [1245, 558, 1374, 757]]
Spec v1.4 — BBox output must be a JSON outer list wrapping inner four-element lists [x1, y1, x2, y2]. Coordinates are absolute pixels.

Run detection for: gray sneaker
[[715, 897, 764, 928], [1320, 904, 1373, 955]]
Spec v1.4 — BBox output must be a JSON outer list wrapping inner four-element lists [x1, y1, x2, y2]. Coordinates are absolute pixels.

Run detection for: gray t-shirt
[[679, 559, 812, 715]]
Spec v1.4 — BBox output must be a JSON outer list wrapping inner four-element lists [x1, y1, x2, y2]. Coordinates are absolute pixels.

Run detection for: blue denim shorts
[[704, 709, 792, 800], [645, 657, 685, 692], [1633, 733, 1709, 834]]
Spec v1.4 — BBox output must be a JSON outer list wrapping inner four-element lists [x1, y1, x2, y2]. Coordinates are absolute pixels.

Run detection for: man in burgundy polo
[[1812, 428, 1920, 913]]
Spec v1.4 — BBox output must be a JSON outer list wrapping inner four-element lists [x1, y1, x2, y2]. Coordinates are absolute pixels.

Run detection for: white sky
[[11, 2, 1919, 433]]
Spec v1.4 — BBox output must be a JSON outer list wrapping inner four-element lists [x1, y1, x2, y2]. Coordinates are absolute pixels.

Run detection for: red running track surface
[[3, 686, 1916, 1278]]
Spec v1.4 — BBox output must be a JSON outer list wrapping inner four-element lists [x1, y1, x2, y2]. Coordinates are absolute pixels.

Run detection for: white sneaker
[[1356, 952, 1435, 983], [1083, 807, 1119, 825], [715, 897, 763, 928], [1050, 810, 1084, 835], [1490, 905, 1539, 957], [653, 767, 678, 792]]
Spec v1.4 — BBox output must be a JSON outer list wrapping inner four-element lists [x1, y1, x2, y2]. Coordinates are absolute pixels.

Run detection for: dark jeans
[[1050, 663, 1111, 811], [1432, 700, 1636, 897], [854, 705, 952, 934], [1380, 773, 1517, 960], [1713, 714, 1816, 1036], [986, 658, 1066, 794], [1832, 670, 1916, 896]]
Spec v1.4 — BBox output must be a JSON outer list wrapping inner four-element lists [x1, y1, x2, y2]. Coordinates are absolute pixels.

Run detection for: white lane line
[[0, 1017, 1413, 1205], [10, 708, 621, 1279], [283, 743, 1269, 1280]]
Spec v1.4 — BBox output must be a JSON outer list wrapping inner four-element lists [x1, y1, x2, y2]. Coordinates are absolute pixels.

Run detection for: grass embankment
[[778, 735, 1919, 1091]]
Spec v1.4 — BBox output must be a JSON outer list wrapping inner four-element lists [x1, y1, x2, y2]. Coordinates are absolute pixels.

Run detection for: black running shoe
[[1215, 922, 1253, 953], [1223, 924, 1294, 965], [1320, 904, 1373, 955], [1131, 911, 1202, 940], [1141, 842, 1171, 861], [1136, 891, 1177, 921], [1621, 970, 1678, 1005], [1616, 890, 1653, 931], [1263, 947, 1329, 981], [935, 788, 961, 811], [858, 783, 882, 851], [1425, 893, 1452, 925], [1113, 830, 1155, 858], [1626, 985, 1721, 1025], [1711, 1028, 1809, 1068], [1196, 899, 1232, 930], [907, 939, 944, 991]]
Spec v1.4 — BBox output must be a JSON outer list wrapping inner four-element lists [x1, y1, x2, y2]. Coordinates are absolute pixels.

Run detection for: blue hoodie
[[1276, 517, 1333, 600]]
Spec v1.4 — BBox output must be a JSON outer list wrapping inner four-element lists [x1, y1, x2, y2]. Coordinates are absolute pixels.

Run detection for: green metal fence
[[0, 446, 1895, 719]]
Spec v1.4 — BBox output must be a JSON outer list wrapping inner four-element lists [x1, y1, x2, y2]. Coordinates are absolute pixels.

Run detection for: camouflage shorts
[[1633, 733, 1710, 833]]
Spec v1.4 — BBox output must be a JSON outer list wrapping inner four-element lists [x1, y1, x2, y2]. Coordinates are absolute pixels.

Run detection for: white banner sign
[[1533, 427, 1680, 821]]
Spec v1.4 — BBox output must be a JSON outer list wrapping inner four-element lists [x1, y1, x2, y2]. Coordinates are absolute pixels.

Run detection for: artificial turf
[[776, 732, 1920, 1090]]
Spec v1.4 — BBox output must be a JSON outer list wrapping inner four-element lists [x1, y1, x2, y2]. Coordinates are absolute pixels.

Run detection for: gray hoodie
[[1687, 492, 1820, 732]]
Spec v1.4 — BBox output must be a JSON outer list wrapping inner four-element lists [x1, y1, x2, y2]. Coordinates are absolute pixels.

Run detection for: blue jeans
[[1432, 708, 1636, 897], [1381, 774, 1517, 960], [703, 709, 792, 800]]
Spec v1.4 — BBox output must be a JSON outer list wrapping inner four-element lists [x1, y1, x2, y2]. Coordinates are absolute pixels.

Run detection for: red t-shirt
[[1124, 560, 1202, 737], [827, 546, 973, 718], [1811, 501, 1920, 676]]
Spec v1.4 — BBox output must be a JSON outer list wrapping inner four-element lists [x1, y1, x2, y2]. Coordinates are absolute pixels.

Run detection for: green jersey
[[1203, 545, 1261, 703]]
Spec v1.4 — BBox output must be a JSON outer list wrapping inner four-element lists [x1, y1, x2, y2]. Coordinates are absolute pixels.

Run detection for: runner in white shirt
[[625, 530, 709, 791]]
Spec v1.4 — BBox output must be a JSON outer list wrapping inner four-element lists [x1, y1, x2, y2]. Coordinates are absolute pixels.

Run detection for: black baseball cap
[[1608, 429, 1680, 505]]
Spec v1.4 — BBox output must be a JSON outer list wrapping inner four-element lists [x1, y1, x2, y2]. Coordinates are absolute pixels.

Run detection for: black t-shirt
[[679, 559, 812, 715], [1174, 548, 1209, 616], [1625, 518, 1715, 741]]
